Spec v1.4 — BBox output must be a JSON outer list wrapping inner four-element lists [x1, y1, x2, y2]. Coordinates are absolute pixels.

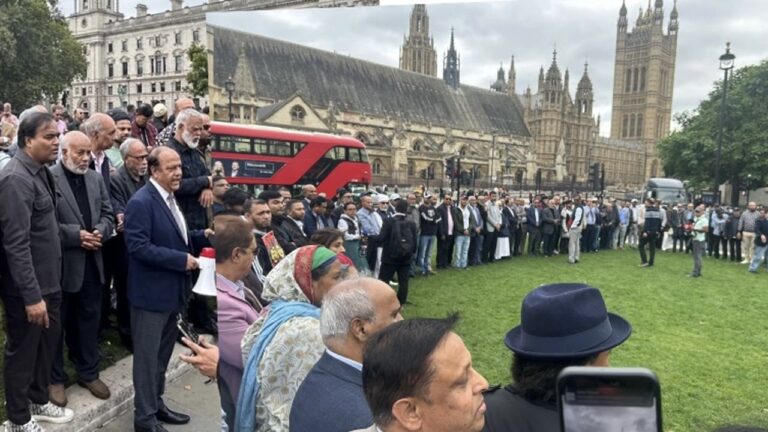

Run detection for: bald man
[[49, 131, 114, 405], [156, 97, 196, 147], [290, 278, 403, 432], [82, 113, 117, 186]]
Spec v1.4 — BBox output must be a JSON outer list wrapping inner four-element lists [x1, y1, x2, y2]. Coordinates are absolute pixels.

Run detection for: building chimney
[[136, 3, 148, 17], [171, 0, 183, 11]]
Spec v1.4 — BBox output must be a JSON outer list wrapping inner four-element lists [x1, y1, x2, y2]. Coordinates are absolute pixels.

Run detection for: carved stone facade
[[610, 0, 679, 179], [398, 5, 437, 77], [66, 0, 377, 113]]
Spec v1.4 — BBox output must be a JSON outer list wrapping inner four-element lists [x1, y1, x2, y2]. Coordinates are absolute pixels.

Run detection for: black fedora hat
[[504, 283, 631, 359]]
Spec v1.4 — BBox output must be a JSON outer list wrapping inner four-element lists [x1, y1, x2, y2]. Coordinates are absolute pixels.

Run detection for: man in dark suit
[[49, 131, 115, 407], [124, 146, 212, 432], [526, 199, 543, 255], [109, 138, 148, 350], [0, 113, 75, 430], [435, 194, 455, 269], [304, 196, 334, 238], [278, 199, 310, 253], [290, 278, 402, 432], [541, 198, 559, 257]]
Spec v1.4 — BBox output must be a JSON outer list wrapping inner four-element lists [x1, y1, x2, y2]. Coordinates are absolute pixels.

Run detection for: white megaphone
[[192, 247, 217, 297]]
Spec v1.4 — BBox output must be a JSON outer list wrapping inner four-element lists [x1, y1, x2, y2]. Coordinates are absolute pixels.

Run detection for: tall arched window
[[629, 114, 636, 138], [622, 114, 629, 138], [413, 139, 423, 152], [640, 67, 647, 92], [625, 69, 632, 93], [407, 161, 415, 176], [636, 114, 644, 138], [632, 67, 640, 92], [373, 159, 382, 175]]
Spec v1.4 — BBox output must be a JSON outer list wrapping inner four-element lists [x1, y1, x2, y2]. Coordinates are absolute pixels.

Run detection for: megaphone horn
[[192, 247, 217, 297]]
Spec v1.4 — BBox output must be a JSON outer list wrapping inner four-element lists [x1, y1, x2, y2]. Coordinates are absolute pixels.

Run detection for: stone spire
[[442, 28, 460, 90], [399, 4, 437, 76], [507, 55, 516, 95]]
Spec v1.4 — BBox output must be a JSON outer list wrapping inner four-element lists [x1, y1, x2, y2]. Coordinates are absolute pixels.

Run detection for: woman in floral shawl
[[236, 245, 344, 432]]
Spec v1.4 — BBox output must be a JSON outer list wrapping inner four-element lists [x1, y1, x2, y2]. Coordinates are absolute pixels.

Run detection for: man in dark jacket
[[303, 196, 333, 238], [451, 195, 477, 269], [748, 208, 768, 273], [435, 194, 455, 269], [525, 199, 543, 256], [167, 109, 212, 231], [378, 200, 418, 304], [639, 198, 662, 267], [278, 199, 310, 253], [725, 207, 742, 262], [541, 199, 558, 257], [483, 283, 632, 432], [417, 194, 440, 275]]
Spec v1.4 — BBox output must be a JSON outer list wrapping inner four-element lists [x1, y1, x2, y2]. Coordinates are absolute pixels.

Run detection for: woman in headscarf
[[236, 245, 344, 432]]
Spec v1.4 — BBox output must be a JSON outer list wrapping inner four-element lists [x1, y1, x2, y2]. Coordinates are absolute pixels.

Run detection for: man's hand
[[464, 230, 469, 236], [80, 230, 102, 250], [736, 232, 742, 239], [116, 213, 125, 233], [26, 300, 49, 328], [186, 254, 199, 271], [494, 224, 501, 231], [762, 235, 766, 244], [642, 232, 648, 238], [204, 228, 215, 238], [198, 189, 214, 208], [180, 337, 219, 379]]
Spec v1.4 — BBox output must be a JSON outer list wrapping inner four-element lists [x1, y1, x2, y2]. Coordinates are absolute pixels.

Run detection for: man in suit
[[435, 194, 455, 269], [109, 138, 148, 350], [301, 184, 318, 211], [279, 199, 310, 253], [0, 113, 75, 430], [290, 278, 402, 432], [124, 146, 212, 432], [467, 195, 484, 266], [303, 196, 332, 238], [526, 198, 543, 255], [49, 131, 115, 407], [541, 198, 559, 257]]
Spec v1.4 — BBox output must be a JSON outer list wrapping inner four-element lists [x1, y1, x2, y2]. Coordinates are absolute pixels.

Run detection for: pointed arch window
[[625, 69, 632, 93], [629, 114, 636, 138], [622, 115, 629, 138], [290, 105, 307, 123], [407, 161, 415, 176], [632, 67, 640, 92], [636, 114, 644, 138], [640, 67, 647, 92], [372, 159, 382, 175], [413, 139, 423, 152]]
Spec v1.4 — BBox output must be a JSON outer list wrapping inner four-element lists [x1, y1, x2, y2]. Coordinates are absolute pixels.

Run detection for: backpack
[[389, 217, 415, 260]]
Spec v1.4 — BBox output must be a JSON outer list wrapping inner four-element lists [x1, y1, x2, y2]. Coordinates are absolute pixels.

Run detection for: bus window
[[324, 147, 343, 160], [360, 148, 369, 163], [270, 140, 292, 156], [294, 142, 306, 154], [348, 148, 363, 162]]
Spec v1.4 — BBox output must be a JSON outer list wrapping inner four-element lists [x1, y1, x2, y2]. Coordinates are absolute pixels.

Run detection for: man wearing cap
[[483, 283, 632, 431], [156, 97, 196, 147], [132, 104, 158, 149], [152, 103, 168, 134]]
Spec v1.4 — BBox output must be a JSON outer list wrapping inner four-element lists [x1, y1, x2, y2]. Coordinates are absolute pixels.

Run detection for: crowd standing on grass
[[1, 100, 767, 432]]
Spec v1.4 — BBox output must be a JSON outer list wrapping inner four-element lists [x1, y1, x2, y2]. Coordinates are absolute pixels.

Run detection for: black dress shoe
[[156, 406, 190, 425], [134, 423, 170, 432]]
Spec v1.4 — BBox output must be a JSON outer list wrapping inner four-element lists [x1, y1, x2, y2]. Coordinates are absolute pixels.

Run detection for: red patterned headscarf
[[293, 245, 318, 302]]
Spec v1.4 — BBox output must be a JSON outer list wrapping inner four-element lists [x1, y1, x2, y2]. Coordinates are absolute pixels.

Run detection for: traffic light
[[600, 163, 605, 192], [445, 158, 455, 179]]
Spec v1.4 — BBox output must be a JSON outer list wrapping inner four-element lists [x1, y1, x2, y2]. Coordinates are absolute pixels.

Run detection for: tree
[[185, 43, 208, 98], [0, 0, 86, 109], [658, 60, 768, 204]]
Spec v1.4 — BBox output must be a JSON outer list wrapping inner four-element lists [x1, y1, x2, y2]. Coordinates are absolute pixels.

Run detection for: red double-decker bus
[[209, 122, 371, 196]]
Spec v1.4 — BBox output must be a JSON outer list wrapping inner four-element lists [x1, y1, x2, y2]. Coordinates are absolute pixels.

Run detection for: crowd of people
[[1, 99, 765, 432]]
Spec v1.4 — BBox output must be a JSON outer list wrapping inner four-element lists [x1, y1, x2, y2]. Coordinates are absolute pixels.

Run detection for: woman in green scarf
[[237, 245, 344, 431]]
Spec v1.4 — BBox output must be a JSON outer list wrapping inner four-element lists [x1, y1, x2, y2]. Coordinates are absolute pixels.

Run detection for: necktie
[[167, 194, 188, 244]]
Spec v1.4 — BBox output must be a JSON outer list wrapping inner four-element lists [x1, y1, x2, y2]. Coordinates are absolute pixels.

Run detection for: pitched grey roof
[[211, 25, 530, 138]]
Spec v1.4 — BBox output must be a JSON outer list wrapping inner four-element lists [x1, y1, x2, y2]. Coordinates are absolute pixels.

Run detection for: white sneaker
[[29, 402, 74, 424], [740, 259, 749, 264], [3, 418, 45, 432]]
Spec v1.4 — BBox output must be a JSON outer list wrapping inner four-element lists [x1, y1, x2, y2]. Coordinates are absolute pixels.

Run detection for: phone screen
[[561, 375, 659, 432]]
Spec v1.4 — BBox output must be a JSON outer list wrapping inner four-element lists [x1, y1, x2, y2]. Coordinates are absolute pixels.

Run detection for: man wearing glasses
[[109, 138, 149, 351]]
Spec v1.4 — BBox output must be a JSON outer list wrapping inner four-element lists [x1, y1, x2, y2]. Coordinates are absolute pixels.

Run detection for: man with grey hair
[[49, 131, 114, 405], [155, 97, 196, 147], [289, 278, 402, 432], [82, 113, 117, 187], [109, 138, 149, 350]]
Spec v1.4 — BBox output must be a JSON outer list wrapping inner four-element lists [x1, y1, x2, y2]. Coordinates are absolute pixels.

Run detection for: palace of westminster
[[68, 0, 679, 189]]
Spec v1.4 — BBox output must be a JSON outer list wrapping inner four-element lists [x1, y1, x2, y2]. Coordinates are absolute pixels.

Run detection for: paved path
[[99, 368, 221, 432]]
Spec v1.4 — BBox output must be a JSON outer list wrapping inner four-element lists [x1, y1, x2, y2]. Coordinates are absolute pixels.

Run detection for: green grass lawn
[[403, 248, 768, 432]]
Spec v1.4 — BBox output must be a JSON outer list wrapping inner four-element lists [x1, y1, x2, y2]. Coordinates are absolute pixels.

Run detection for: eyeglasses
[[203, 125, 211, 131], [127, 154, 148, 160]]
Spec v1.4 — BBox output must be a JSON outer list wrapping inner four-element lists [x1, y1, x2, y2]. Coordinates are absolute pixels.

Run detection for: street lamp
[[715, 42, 735, 204], [224, 75, 236, 123]]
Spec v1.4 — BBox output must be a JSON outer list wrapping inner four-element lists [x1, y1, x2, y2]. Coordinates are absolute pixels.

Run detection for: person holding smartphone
[[482, 283, 632, 432]]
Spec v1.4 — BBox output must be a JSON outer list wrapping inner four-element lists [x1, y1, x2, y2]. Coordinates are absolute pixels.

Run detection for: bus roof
[[210, 121, 366, 148], [646, 178, 684, 188]]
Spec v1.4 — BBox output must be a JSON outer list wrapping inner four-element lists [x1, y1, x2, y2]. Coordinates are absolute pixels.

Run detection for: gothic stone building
[[208, 25, 534, 188], [66, 0, 376, 113]]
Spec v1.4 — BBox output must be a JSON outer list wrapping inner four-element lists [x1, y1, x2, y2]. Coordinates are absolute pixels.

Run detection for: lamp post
[[224, 76, 235, 123], [715, 42, 735, 204]]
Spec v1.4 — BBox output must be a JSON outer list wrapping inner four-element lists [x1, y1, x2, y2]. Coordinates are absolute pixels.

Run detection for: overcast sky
[[61, 0, 768, 135]]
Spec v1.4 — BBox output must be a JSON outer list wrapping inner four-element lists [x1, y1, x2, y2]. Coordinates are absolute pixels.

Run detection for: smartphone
[[557, 367, 662, 432], [176, 314, 201, 348]]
